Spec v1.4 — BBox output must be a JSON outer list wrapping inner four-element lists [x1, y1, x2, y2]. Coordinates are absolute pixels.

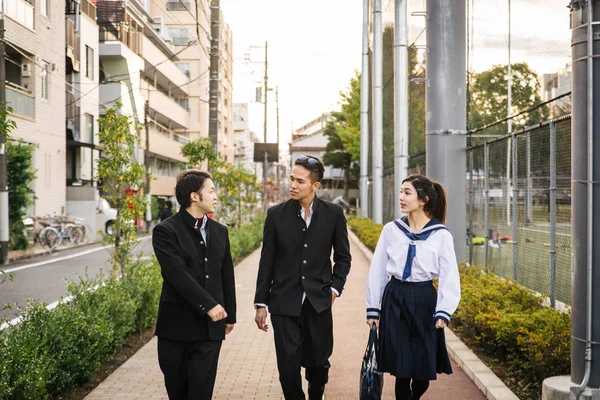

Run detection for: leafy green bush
[[452, 264, 570, 395], [0, 259, 162, 399], [7, 140, 36, 250], [228, 215, 265, 261], [347, 217, 383, 252]]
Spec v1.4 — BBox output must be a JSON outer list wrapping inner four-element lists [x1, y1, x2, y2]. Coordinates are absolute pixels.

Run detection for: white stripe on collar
[[396, 218, 446, 234]]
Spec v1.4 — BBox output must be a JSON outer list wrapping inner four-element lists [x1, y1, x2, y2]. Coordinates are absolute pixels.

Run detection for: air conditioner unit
[[21, 63, 32, 77], [151, 16, 163, 35]]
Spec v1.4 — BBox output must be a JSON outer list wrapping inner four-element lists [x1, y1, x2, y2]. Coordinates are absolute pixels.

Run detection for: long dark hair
[[401, 174, 447, 224]]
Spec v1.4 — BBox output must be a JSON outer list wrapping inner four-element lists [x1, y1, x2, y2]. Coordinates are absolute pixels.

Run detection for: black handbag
[[359, 324, 384, 399]]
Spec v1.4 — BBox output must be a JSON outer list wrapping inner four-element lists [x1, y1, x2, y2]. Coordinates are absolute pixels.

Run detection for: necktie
[[393, 218, 446, 281]]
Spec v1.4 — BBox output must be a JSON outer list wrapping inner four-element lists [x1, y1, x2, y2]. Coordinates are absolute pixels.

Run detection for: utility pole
[[425, 1, 467, 262], [208, 0, 220, 163], [276, 85, 280, 203], [394, 0, 409, 219], [262, 41, 269, 210], [360, 0, 370, 218], [569, 0, 600, 395], [506, 0, 512, 227], [372, 0, 383, 224], [144, 99, 151, 231], [0, 2, 8, 265]]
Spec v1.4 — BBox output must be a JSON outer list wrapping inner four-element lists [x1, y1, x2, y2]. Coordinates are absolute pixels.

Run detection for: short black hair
[[165, 200, 173, 208], [175, 170, 212, 208], [294, 154, 325, 183]]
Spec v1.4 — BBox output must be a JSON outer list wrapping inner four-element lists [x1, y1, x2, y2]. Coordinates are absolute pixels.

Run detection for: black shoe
[[307, 384, 324, 400]]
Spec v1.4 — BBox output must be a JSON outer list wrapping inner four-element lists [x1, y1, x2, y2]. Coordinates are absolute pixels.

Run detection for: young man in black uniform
[[254, 155, 352, 400], [152, 170, 236, 399]]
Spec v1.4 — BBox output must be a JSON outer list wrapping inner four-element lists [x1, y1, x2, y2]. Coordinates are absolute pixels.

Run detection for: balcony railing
[[6, 82, 34, 119], [2, 0, 34, 30], [99, 22, 143, 56], [80, 0, 96, 20], [66, 0, 96, 20], [166, 1, 192, 11], [66, 19, 81, 72]]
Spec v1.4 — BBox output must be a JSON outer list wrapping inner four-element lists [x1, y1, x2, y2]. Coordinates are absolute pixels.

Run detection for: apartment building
[[233, 102, 261, 175], [3, 0, 66, 216], [148, 0, 234, 164], [94, 0, 194, 199], [541, 65, 571, 117], [66, 0, 100, 188]]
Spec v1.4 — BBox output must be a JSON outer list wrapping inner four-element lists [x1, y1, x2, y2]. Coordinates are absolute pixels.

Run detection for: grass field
[[469, 204, 572, 305]]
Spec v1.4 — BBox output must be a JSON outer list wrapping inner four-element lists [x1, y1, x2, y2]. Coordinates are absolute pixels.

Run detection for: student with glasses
[[152, 170, 237, 399], [254, 154, 352, 400]]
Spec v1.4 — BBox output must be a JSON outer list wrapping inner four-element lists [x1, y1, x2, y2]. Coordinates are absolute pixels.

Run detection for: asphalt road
[[0, 236, 154, 321]]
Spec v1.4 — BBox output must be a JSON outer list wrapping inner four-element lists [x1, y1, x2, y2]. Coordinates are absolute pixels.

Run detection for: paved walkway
[[85, 234, 486, 399]]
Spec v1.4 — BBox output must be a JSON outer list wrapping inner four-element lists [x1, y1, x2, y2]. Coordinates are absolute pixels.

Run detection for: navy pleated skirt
[[378, 277, 452, 381]]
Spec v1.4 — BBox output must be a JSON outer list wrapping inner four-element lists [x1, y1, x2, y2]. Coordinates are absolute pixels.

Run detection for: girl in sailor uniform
[[365, 174, 461, 400]]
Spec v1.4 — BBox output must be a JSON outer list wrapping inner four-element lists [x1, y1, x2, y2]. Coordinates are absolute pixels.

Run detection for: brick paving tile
[[86, 232, 486, 399]]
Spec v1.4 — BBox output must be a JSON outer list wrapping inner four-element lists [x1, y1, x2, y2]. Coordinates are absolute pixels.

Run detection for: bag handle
[[363, 324, 379, 362]]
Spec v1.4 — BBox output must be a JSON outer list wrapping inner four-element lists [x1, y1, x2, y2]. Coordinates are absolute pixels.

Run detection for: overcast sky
[[220, 0, 571, 150]]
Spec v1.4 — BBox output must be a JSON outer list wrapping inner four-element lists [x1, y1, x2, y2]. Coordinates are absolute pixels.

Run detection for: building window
[[166, 1, 191, 11], [86, 46, 94, 79], [175, 98, 189, 111], [41, 0, 49, 16], [85, 113, 94, 144], [41, 61, 50, 100], [176, 62, 191, 78], [168, 27, 190, 46]]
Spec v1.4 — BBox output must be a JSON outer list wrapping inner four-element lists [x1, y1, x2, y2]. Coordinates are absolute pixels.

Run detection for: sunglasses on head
[[297, 155, 319, 165]]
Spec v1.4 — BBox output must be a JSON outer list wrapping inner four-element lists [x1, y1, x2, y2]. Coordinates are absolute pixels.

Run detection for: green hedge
[[453, 265, 570, 397], [349, 217, 570, 399], [0, 216, 266, 399], [347, 217, 383, 252], [228, 215, 265, 261], [0, 259, 163, 399]]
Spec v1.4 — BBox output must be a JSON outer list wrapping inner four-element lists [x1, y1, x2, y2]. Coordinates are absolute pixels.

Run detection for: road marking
[[1, 236, 152, 274]]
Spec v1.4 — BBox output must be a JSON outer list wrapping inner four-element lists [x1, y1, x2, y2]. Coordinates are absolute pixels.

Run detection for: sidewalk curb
[[348, 228, 519, 400]]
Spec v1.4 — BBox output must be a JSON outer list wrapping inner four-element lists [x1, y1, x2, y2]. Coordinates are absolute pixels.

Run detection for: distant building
[[233, 103, 261, 176], [289, 114, 358, 203], [541, 65, 571, 117]]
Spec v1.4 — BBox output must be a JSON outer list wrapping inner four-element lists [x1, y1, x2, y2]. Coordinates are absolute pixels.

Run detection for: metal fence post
[[468, 149, 474, 266], [512, 134, 518, 281], [484, 142, 489, 270], [526, 132, 533, 224], [550, 121, 557, 308]]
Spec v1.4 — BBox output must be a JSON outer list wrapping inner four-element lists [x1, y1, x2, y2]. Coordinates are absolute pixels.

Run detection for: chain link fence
[[467, 115, 572, 307]]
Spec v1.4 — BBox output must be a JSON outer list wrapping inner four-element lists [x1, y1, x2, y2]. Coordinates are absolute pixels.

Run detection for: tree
[[180, 137, 259, 226], [469, 62, 549, 134], [96, 102, 147, 277], [7, 141, 36, 251], [323, 72, 362, 201], [408, 45, 426, 158], [0, 106, 17, 140], [323, 119, 353, 200]]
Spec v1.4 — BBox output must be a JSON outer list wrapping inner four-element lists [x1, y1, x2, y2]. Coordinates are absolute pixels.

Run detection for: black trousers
[[157, 337, 222, 400], [271, 300, 334, 400]]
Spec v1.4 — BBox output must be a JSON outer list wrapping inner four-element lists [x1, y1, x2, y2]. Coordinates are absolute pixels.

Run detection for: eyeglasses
[[297, 155, 319, 165]]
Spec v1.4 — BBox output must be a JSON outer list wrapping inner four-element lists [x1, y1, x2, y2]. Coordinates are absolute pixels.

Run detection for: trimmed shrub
[[228, 215, 265, 261], [347, 217, 383, 252], [453, 264, 570, 395]]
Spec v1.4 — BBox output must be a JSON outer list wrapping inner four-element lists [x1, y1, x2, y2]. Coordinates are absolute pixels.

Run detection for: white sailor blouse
[[365, 217, 461, 324]]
